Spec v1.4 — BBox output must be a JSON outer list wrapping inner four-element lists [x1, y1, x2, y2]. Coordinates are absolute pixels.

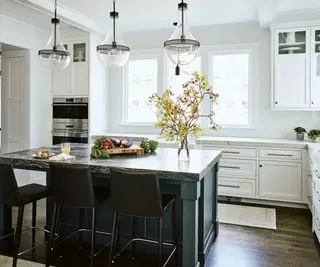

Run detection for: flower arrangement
[[149, 72, 219, 159]]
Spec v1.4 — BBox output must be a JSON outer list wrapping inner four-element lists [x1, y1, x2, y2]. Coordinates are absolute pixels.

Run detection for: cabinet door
[[273, 28, 310, 109], [259, 161, 302, 202], [52, 43, 71, 96], [310, 27, 320, 109], [71, 41, 89, 96]]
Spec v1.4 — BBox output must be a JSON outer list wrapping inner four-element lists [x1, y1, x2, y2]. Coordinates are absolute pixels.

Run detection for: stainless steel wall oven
[[52, 98, 88, 145]]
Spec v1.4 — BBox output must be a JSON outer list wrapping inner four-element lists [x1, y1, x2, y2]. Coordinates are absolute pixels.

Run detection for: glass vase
[[178, 135, 190, 162]]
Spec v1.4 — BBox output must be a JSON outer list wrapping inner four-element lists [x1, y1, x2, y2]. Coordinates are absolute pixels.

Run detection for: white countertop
[[90, 132, 312, 149]]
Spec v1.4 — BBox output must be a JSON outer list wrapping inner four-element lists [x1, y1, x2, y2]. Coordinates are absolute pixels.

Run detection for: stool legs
[[46, 203, 60, 267], [90, 208, 96, 267], [32, 201, 37, 247], [108, 212, 119, 267], [78, 208, 84, 247], [132, 217, 138, 260], [172, 200, 179, 266], [13, 206, 24, 267], [158, 217, 163, 267]]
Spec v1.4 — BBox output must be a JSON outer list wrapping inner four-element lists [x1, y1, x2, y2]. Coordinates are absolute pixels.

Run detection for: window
[[166, 57, 201, 96], [124, 57, 158, 123], [210, 51, 251, 127]]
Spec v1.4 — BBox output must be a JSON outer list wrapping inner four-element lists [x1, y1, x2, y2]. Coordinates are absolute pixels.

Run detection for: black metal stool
[[46, 163, 111, 267], [0, 164, 51, 267], [108, 168, 179, 267]]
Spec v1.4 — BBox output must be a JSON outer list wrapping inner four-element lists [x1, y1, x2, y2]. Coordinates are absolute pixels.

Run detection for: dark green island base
[[0, 144, 221, 267]]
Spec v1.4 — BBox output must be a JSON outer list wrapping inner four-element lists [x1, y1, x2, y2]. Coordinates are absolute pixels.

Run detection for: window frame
[[205, 43, 257, 129], [122, 49, 164, 125]]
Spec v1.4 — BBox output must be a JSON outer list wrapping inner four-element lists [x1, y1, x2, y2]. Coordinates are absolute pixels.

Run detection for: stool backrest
[[0, 164, 20, 205], [49, 163, 95, 208], [110, 168, 163, 218]]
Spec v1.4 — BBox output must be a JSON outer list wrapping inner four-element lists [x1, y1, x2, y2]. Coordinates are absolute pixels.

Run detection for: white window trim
[[121, 48, 164, 126], [200, 43, 259, 130]]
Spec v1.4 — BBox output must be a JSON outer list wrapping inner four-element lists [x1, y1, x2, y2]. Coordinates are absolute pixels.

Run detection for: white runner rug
[[218, 203, 277, 230], [0, 255, 51, 267]]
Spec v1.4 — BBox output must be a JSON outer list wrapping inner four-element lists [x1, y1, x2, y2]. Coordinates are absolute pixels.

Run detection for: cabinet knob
[[312, 101, 314, 105], [260, 164, 262, 167], [275, 101, 278, 105]]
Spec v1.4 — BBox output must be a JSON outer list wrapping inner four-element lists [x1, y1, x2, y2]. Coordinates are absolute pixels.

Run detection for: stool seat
[[19, 184, 49, 205], [94, 187, 110, 204], [162, 194, 175, 211]]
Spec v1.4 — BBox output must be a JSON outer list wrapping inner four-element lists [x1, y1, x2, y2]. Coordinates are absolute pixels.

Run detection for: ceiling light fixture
[[164, 0, 200, 75], [38, 0, 70, 71], [97, 0, 130, 67]]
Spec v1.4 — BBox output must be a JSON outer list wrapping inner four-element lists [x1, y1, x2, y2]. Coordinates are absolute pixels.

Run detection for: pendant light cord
[[181, 0, 185, 39], [112, 0, 116, 47], [53, 0, 57, 50]]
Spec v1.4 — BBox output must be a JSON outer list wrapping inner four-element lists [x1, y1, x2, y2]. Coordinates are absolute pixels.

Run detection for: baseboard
[[218, 196, 308, 209]]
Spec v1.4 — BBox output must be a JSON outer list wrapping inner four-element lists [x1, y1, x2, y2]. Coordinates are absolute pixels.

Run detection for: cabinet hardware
[[66, 125, 74, 128], [220, 166, 241, 170], [275, 101, 278, 104], [266, 153, 293, 157], [260, 164, 263, 167], [222, 151, 240, 154], [312, 101, 315, 104], [218, 184, 240, 189]]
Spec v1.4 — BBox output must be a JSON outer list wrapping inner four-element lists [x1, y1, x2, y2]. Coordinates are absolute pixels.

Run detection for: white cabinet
[[259, 161, 302, 202], [272, 28, 310, 109], [52, 40, 89, 97], [310, 27, 320, 109]]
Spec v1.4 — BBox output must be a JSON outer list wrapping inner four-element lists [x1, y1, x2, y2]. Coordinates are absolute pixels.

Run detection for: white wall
[[0, 14, 52, 148], [107, 22, 320, 139]]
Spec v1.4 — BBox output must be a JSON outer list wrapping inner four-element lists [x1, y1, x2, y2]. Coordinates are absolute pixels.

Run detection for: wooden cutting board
[[106, 145, 144, 156]]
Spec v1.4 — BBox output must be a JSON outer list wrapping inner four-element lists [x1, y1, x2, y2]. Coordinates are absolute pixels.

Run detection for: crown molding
[[12, 0, 105, 35]]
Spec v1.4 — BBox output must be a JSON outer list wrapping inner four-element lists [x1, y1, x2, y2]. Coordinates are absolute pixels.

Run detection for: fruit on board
[[148, 140, 159, 152], [110, 138, 121, 147], [140, 141, 150, 153], [121, 138, 133, 148], [100, 139, 115, 150]]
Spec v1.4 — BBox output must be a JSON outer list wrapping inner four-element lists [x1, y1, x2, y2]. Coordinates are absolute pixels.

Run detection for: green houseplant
[[294, 127, 307, 141], [308, 129, 320, 142]]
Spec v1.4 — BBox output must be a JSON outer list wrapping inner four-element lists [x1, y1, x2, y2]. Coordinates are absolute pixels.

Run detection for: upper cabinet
[[271, 26, 320, 110], [52, 39, 89, 97]]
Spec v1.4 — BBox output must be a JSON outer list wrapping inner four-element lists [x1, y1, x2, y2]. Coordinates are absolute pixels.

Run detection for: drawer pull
[[222, 151, 240, 154], [266, 153, 293, 157], [220, 166, 241, 170], [218, 184, 241, 189]]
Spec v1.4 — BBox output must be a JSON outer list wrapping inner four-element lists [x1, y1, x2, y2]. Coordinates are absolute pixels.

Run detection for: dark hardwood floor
[[1, 202, 319, 267]]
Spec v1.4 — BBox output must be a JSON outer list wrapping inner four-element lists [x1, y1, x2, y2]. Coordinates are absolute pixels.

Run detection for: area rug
[[218, 203, 277, 230], [0, 255, 51, 267]]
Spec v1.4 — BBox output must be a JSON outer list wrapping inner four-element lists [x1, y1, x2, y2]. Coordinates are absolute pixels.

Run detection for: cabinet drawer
[[259, 149, 302, 160], [218, 159, 256, 179], [202, 146, 256, 158], [218, 177, 256, 198]]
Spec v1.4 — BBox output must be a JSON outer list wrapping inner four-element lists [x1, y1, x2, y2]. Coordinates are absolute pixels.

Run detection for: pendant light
[[164, 0, 200, 75], [97, 0, 130, 67], [38, 0, 70, 71]]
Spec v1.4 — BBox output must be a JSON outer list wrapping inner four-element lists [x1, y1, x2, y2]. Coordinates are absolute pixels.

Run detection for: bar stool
[[0, 164, 51, 267], [108, 168, 179, 267], [46, 163, 111, 267]]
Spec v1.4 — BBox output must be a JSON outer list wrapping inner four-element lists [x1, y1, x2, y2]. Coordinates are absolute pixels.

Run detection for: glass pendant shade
[[164, 1, 200, 66], [39, 19, 70, 71], [97, 16, 130, 67]]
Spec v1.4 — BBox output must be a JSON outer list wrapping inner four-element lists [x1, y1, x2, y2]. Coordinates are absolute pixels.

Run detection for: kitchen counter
[[0, 144, 222, 267]]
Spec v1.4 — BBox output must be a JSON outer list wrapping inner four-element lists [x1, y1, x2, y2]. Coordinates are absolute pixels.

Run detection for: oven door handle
[[53, 103, 88, 107]]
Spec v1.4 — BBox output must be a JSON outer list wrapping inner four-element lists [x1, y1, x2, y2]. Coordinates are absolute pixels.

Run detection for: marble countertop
[[90, 132, 311, 149], [0, 144, 222, 181]]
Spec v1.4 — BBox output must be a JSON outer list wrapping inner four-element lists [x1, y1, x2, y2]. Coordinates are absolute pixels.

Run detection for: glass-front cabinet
[[273, 28, 310, 109], [311, 27, 320, 108]]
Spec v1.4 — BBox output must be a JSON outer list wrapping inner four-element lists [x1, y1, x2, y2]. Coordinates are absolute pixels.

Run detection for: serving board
[[107, 145, 144, 156]]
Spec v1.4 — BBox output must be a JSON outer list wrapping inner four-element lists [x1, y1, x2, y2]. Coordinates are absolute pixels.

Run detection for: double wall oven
[[52, 98, 89, 145]]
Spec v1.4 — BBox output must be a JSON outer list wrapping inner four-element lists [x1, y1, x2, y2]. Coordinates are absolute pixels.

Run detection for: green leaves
[[149, 72, 220, 142]]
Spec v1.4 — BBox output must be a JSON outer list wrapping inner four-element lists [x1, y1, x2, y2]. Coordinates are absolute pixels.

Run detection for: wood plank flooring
[[1, 202, 319, 267]]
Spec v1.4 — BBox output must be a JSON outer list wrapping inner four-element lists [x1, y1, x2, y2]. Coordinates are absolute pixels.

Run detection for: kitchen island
[[0, 144, 221, 267]]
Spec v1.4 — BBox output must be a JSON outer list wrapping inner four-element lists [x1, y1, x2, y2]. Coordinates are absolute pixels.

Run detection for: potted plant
[[308, 129, 320, 142], [294, 127, 307, 141], [149, 72, 219, 162]]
